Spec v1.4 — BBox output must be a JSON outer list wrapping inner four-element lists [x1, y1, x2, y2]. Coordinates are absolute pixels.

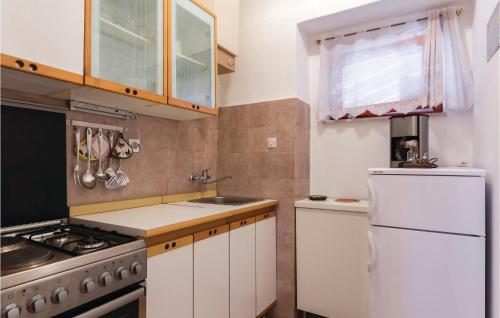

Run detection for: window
[[318, 7, 473, 121], [341, 31, 425, 109]]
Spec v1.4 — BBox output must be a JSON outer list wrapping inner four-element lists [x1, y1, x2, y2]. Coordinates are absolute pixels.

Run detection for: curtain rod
[[316, 7, 463, 45]]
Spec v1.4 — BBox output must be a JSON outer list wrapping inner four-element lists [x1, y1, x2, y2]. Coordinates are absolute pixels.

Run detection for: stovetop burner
[[0, 236, 27, 253], [1, 245, 54, 271], [77, 237, 106, 250], [1, 223, 139, 278]]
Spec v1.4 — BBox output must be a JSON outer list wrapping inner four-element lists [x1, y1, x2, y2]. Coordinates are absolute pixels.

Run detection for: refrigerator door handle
[[367, 230, 376, 272], [367, 178, 376, 220]]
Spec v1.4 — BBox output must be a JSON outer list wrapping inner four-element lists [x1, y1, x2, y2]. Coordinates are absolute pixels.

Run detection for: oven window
[[100, 300, 139, 318], [53, 285, 142, 318]]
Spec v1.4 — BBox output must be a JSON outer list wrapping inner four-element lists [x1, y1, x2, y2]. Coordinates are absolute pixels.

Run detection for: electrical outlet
[[267, 137, 277, 149], [129, 139, 141, 153]]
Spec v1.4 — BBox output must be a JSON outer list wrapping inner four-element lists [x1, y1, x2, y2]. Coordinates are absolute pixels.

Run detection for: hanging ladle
[[82, 128, 97, 189], [96, 128, 109, 181]]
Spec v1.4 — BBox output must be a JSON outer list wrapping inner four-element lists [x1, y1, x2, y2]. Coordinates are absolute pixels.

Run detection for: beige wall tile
[[270, 153, 295, 180], [229, 129, 249, 153], [248, 126, 271, 152], [270, 125, 295, 153], [249, 102, 271, 127], [247, 152, 270, 178]]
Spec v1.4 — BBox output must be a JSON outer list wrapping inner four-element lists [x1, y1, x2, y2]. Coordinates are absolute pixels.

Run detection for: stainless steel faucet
[[188, 169, 232, 184]]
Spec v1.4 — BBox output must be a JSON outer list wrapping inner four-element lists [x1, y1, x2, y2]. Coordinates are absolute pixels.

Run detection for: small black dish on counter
[[308, 195, 327, 201]]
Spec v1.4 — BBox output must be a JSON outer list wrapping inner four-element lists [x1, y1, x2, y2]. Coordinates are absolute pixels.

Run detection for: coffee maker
[[390, 115, 429, 168]]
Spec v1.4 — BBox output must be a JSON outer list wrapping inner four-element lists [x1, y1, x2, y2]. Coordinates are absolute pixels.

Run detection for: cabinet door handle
[[125, 88, 131, 93], [28, 63, 38, 72], [133, 90, 138, 95], [15, 60, 25, 68]]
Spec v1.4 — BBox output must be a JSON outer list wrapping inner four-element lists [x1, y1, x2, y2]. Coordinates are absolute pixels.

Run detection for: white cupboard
[[229, 217, 256, 318], [214, 0, 239, 55], [147, 236, 193, 318], [194, 225, 230, 318], [296, 206, 369, 318], [255, 211, 277, 315], [1, 0, 84, 78]]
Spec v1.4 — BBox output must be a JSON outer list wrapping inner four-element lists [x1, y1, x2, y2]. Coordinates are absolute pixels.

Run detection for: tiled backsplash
[[217, 98, 311, 318], [67, 111, 217, 206]]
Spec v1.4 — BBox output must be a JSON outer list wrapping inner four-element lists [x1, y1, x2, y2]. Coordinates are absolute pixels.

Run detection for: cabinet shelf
[[176, 53, 207, 69], [100, 17, 151, 43]]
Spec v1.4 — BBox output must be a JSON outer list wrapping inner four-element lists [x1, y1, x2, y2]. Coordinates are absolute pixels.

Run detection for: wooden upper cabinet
[[214, 0, 239, 56], [0, 0, 84, 84], [84, 0, 168, 104], [167, 0, 218, 115]]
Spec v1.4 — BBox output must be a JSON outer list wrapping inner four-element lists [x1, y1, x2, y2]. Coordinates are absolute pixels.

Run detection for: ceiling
[[298, 0, 473, 37]]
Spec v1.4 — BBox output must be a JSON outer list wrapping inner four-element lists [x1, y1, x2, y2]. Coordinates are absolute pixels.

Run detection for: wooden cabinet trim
[[256, 300, 277, 318], [145, 205, 277, 246], [84, 0, 91, 76], [256, 211, 276, 222], [1, 53, 83, 85], [194, 224, 229, 242], [83, 0, 168, 105], [166, 0, 218, 112], [147, 234, 193, 258], [217, 47, 235, 74], [167, 97, 218, 115], [84, 76, 168, 104], [230, 216, 256, 231]]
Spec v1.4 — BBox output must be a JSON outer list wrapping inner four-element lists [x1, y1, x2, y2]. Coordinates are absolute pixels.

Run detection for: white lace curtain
[[318, 6, 473, 121]]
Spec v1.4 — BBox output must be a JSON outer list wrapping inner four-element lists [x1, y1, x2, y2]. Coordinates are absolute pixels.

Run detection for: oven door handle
[[73, 285, 145, 318]]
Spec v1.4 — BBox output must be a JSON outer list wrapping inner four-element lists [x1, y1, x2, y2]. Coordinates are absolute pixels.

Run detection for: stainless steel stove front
[[1, 248, 146, 318]]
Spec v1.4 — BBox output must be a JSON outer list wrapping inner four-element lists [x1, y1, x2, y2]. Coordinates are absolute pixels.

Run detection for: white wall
[[218, 0, 377, 107], [308, 6, 476, 198], [472, 1, 500, 317]]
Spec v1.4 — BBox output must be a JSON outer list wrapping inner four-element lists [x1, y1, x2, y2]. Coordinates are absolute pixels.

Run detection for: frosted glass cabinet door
[[89, 0, 164, 96], [169, 0, 216, 109]]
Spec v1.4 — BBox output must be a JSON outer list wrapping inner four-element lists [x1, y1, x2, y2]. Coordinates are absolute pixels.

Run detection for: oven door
[[54, 284, 145, 318]]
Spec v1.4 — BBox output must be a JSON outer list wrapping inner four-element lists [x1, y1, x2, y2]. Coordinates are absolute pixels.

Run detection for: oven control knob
[[51, 287, 69, 304], [2, 303, 21, 318], [27, 294, 46, 313], [80, 277, 96, 293], [115, 266, 129, 280], [99, 272, 113, 286], [130, 261, 143, 275]]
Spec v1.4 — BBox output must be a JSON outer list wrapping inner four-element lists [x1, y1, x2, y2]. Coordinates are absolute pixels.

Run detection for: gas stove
[[0, 221, 146, 318]]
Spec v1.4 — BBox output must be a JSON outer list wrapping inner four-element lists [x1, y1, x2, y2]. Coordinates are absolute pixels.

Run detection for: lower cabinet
[[296, 207, 369, 318], [194, 225, 230, 318], [147, 235, 193, 318], [145, 210, 277, 318], [230, 217, 256, 318], [255, 211, 277, 315]]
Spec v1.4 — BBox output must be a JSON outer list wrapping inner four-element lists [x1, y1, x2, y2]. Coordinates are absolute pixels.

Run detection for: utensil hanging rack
[[67, 120, 128, 132]]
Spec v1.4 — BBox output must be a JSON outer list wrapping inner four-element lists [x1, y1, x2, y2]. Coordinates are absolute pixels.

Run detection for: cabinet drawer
[[194, 224, 229, 242], [230, 216, 255, 231], [217, 46, 236, 74], [147, 235, 193, 258], [256, 211, 276, 222]]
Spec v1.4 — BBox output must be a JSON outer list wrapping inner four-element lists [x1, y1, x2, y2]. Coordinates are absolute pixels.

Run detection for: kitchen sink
[[188, 196, 262, 205]]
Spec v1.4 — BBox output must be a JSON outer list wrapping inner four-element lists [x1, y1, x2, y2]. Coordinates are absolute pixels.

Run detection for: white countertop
[[295, 198, 369, 213], [368, 167, 486, 176], [71, 200, 278, 237]]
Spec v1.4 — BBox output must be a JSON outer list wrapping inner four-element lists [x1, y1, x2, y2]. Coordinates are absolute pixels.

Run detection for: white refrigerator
[[367, 168, 485, 318]]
